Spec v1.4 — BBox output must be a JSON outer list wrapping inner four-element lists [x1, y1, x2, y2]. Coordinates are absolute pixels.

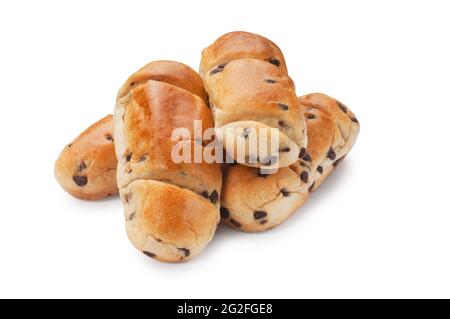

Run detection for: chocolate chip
[[299, 147, 307, 159], [201, 191, 209, 199], [278, 120, 289, 128], [351, 117, 359, 123], [278, 103, 289, 111], [242, 127, 251, 138], [105, 134, 113, 141], [217, 63, 227, 69], [230, 219, 241, 228], [209, 190, 218, 204], [128, 212, 136, 221], [126, 153, 132, 161], [306, 113, 316, 119], [327, 148, 336, 160], [337, 100, 347, 113], [268, 57, 281, 67], [264, 79, 277, 84], [143, 251, 156, 258], [259, 220, 268, 225], [280, 147, 290, 153], [73, 175, 88, 186], [210, 68, 223, 75], [130, 81, 136, 86], [317, 166, 323, 174], [302, 152, 312, 162], [281, 188, 290, 197], [220, 207, 230, 218], [139, 155, 147, 162], [308, 182, 315, 193], [300, 171, 309, 183], [179, 248, 190, 257], [254, 211, 267, 220], [262, 156, 278, 166], [67, 143, 72, 148], [78, 160, 87, 172]]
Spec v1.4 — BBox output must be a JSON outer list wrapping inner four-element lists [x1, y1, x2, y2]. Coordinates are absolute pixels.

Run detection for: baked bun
[[199, 31, 288, 77], [54, 61, 208, 201], [221, 93, 360, 232], [201, 32, 307, 168], [114, 61, 221, 262], [54, 115, 117, 200]]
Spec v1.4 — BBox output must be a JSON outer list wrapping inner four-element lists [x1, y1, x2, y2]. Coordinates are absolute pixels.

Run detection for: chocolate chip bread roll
[[55, 60, 211, 201], [200, 31, 307, 169], [220, 93, 359, 232], [54, 115, 118, 200], [114, 61, 222, 262]]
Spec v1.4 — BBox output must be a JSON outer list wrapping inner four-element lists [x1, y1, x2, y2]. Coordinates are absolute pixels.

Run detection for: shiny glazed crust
[[114, 61, 222, 262], [200, 31, 307, 168], [54, 115, 118, 200]]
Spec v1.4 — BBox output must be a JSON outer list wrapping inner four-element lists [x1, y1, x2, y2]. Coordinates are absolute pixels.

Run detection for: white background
[[0, 0, 449, 298]]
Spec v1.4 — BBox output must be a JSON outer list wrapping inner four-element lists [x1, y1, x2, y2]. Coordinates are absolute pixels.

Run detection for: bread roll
[[114, 61, 221, 262], [54, 115, 118, 200], [54, 60, 209, 201], [201, 31, 307, 169], [220, 93, 360, 232]]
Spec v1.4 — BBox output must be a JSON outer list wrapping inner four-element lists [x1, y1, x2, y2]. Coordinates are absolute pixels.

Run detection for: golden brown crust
[[54, 115, 118, 200], [121, 180, 219, 262], [200, 32, 306, 168], [298, 93, 359, 157], [288, 104, 339, 180], [204, 59, 299, 131], [221, 93, 359, 232], [114, 61, 222, 262], [115, 80, 220, 195], [117, 60, 207, 101], [200, 31, 288, 77], [221, 164, 306, 232]]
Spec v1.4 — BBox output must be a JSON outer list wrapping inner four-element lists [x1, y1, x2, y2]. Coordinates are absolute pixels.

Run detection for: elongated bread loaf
[[54, 60, 209, 201], [220, 93, 359, 232], [114, 61, 221, 262], [54, 115, 118, 200], [201, 31, 307, 169]]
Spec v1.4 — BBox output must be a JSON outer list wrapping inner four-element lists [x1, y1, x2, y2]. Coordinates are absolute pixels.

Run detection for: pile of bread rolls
[[55, 32, 359, 262]]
